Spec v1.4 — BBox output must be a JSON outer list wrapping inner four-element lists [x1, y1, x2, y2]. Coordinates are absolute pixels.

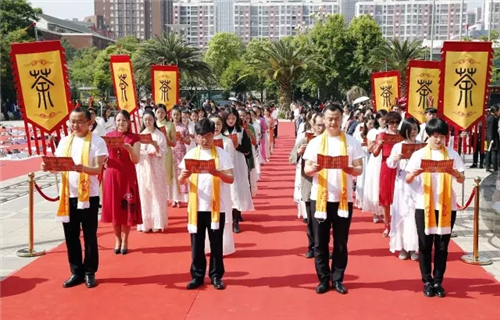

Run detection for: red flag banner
[[406, 60, 440, 124], [151, 65, 180, 111], [110, 55, 138, 114], [371, 71, 401, 111]]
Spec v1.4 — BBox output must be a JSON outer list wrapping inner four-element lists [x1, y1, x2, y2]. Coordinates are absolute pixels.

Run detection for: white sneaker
[[410, 251, 419, 261], [398, 250, 408, 260]]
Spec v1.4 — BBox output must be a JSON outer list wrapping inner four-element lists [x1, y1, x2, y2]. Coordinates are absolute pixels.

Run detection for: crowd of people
[[290, 101, 465, 297], [42, 101, 278, 290]]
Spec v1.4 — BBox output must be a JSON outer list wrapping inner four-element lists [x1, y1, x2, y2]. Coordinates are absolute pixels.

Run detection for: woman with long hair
[[101, 110, 142, 254], [171, 107, 191, 207], [98, 107, 115, 134], [354, 114, 376, 209], [224, 107, 254, 233], [155, 104, 177, 200], [136, 110, 168, 233]]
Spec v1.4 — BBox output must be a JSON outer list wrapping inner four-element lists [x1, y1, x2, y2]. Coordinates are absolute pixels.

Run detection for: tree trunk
[[278, 80, 292, 110]]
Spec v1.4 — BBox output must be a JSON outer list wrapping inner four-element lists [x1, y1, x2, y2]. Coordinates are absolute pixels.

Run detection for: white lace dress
[[136, 129, 169, 232], [205, 134, 235, 256], [387, 142, 419, 253], [361, 128, 383, 215], [294, 126, 307, 219], [353, 124, 368, 209]]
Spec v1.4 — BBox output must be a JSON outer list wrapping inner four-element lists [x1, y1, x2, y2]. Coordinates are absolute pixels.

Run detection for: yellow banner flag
[[406, 60, 440, 124], [110, 55, 138, 114], [10, 41, 72, 133], [151, 65, 180, 111], [439, 41, 493, 130], [371, 71, 401, 111]]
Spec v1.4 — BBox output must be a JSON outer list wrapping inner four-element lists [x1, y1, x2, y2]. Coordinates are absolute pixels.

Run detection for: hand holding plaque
[[42, 156, 76, 172], [102, 136, 124, 149], [420, 159, 454, 173], [317, 154, 349, 169], [184, 158, 217, 174], [140, 133, 153, 144]]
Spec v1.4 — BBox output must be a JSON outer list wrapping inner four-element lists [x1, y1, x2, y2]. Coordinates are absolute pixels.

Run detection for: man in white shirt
[[416, 107, 438, 142], [179, 119, 234, 290], [406, 118, 465, 298], [41, 108, 108, 289], [303, 104, 365, 295]]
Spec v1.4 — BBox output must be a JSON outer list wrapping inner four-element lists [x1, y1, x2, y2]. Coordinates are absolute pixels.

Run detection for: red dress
[[378, 132, 399, 206], [101, 130, 142, 226]]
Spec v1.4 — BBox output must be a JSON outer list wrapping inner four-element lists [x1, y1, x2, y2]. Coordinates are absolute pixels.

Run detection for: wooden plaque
[[317, 154, 349, 169], [421, 159, 454, 173], [185, 158, 216, 174], [42, 156, 75, 172], [140, 133, 153, 144], [401, 143, 426, 159]]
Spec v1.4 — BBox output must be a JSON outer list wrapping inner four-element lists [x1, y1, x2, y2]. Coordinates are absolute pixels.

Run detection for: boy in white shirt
[[179, 119, 234, 290]]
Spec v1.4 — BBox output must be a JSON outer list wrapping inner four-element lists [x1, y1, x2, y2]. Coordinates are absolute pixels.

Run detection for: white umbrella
[[353, 96, 370, 105], [228, 97, 238, 102]]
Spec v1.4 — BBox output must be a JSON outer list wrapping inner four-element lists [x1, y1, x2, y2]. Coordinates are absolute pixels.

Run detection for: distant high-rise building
[[355, 0, 468, 41], [94, 0, 173, 40], [484, 0, 500, 33], [339, 0, 360, 24]]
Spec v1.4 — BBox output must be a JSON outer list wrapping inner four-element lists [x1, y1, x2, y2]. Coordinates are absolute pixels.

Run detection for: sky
[[30, 0, 483, 21]]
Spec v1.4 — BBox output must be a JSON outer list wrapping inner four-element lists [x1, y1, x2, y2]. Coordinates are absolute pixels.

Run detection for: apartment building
[[355, 0, 468, 41], [484, 0, 500, 32], [94, 0, 173, 40]]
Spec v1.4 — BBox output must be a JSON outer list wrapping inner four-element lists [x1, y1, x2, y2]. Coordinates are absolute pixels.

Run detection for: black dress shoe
[[114, 248, 121, 254], [433, 283, 446, 298], [211, 277, 226, 290], [329, 253, 333, 259], [302, 218, 308, 224], [332, 281, 347, 294], [233, 221, 241, 234], [120, 248, 128, 255], [63, 274, 85, 288], [186, 278, 204, 290], [305, 250, 314, 259], [316, 282, 329, 294], [423, 282, 435, 297], [85, 274, 97, 288]]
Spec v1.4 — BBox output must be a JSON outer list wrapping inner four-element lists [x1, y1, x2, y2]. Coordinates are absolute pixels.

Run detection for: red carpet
[[0, 157, 42, 181], [1, 122, 499, 320]]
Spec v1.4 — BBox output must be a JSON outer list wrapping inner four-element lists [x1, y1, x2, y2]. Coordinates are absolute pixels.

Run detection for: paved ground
[[0, 126, 499, 281]]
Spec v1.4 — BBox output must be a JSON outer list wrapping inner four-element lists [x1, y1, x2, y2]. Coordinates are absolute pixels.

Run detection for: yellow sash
[[187, 146, 221, 233], [56, 131, 92, 222], [423, 145, 452, 235], [315, 132, 349, 219]]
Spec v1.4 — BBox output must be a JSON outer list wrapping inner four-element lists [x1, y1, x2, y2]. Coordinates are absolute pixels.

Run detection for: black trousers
[[472, 134, 485, 166], [415, 209, 457, 284], [305, 201, 314, 251], [311, 201, 353, 283], [190, 212, 225, 280], [62, 196, 100, 276], [274, 122, 278, 138]]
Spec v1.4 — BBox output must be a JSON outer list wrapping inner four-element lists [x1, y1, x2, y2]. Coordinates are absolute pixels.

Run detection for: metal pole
[[34, 23, 39, 41], [461, 177, 492, 265], [16, 173, 46, 257], [459, 0, 464, 40], [430, 0, 436, 61]]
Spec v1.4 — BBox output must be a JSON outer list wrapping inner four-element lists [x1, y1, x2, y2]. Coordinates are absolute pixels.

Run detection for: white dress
[[205, 134, 235, 256], [387, 142, 419, 253], [225, 129, 254, 212], [251, 121, 262, 180], [136, 129, 169, 232], [362, 128, 383, 215], [294, 127, 307, 219], [264, 117, 272, 160], [186, 121, 196, 152], [353, 125, 367, 209]]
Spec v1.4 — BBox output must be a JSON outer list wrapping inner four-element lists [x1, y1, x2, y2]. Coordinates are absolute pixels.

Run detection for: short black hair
[[399, 117, 420, 140], [323, 104, 343, 114], [195, 118, 215, 135], [424, 107, 438, 114], [72, 107, 91, 121], [425, 118, 448, 136], [386, 111, 402, 124]]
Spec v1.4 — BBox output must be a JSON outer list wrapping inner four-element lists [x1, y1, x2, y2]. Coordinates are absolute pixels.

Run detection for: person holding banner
[[42, 107, 108, 288], [178, 118, 234, 290], [406, 118, 465, 298], [303, 104, 364, 294], [101, 110, 142, 255]]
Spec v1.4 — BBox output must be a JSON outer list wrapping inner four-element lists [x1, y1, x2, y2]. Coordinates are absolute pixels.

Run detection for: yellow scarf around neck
[[423, 144, 452, 235], [315, 132, 349, 220], [56, 131, 92, 223], [187, 145, 221, 233]]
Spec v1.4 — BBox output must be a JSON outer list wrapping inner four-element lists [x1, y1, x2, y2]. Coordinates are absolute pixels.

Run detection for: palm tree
[[133, 32, 214, 92], [247, 38, 322, 109], [369, 38, 427, 94]]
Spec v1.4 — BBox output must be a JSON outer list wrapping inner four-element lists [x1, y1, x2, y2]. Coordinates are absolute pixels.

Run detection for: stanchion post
[[461, 177, 492, 265], [16, 172, 46, 258]]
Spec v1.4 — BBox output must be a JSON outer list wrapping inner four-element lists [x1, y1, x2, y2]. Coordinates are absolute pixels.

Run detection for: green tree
[[220, 59, 252, 94], [248, 37, 323, 108], [134, 32, 213, 94], [61, 38, 78, 62], [241, 38, 275, 100], [0, 0, 42, 104], [70, 47, 99, 88], [204, 32, 242, 78], [369, 38, 427, 93]]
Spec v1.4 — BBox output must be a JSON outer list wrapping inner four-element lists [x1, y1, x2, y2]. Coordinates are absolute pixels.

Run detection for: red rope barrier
[[456, 188, 475, 211], [34, 182, 59, 202]]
